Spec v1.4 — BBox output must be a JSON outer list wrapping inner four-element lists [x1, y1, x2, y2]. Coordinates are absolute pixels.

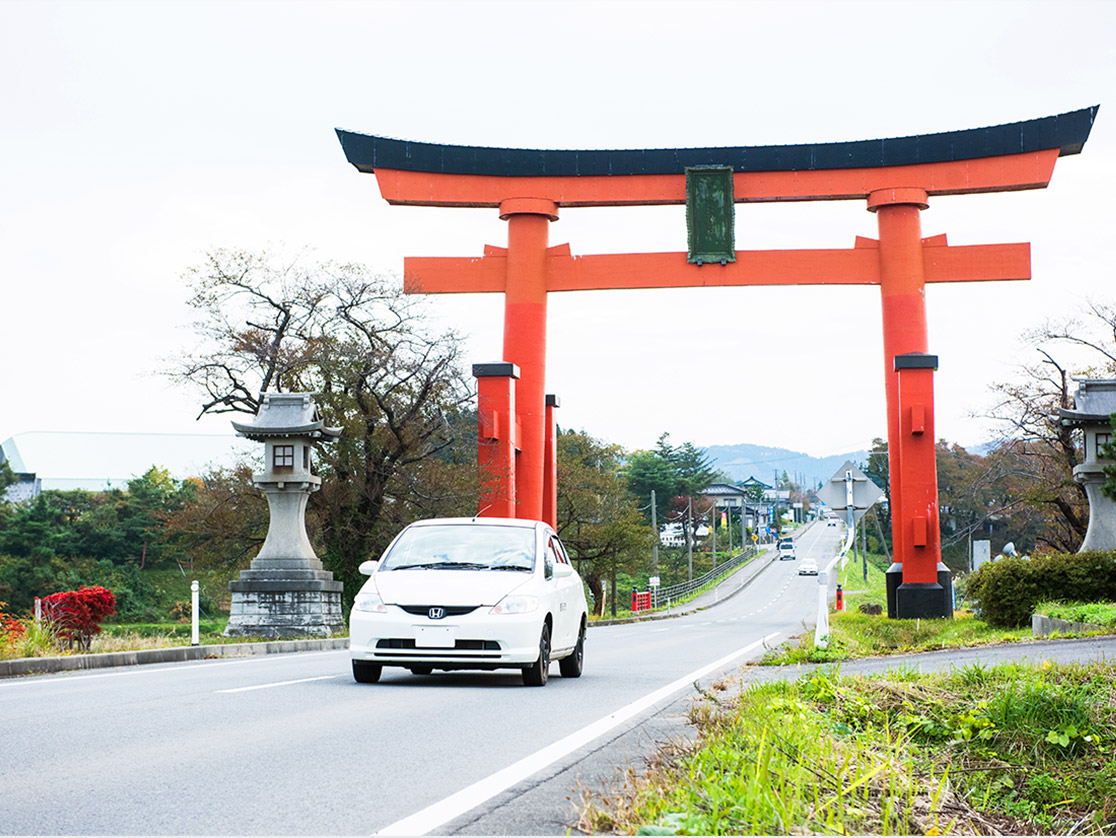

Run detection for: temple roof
[[336, 107, 1098, 178]]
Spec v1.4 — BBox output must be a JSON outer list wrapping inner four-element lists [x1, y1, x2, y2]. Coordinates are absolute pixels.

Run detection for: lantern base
[[225, 569, 344, 638]]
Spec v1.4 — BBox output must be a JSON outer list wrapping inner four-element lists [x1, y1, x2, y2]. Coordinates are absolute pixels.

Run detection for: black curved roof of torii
[[336, 106, 1098, 178]]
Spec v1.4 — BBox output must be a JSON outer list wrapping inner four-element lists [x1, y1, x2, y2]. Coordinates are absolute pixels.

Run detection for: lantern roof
[[1058, 379, 1116, 424], [231, 393, 342, 442]]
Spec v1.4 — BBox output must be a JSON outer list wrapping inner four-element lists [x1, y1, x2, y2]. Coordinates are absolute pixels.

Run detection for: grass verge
[[1034, 601, 1116, 629], [760, 553, 1030, 665], [580, 662, 1116, 835]]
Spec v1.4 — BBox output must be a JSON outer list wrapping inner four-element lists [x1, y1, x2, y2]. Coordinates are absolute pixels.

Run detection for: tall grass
[[1, 619, 60, 660], [583, 675, 979, 835], [582, 662, 1116, 835]]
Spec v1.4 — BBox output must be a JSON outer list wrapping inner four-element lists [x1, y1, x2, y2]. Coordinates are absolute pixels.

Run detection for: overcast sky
[[3, 0, 1114, 460]]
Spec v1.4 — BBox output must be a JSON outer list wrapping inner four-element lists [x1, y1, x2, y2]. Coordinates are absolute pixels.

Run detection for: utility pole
[[728, 504, 733, 556], [711, 502, 717, 569], [687, 497, 693, 582], [862, 514, 868, 582], [773, 469, 780, 536], [650, 489, 659, 578]]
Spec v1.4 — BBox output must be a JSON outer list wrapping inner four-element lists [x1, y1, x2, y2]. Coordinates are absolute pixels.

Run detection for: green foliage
[[0, 469, 197, 569], [967, 550, 1116, 628], [625, 433, 718, 524], [556, 430, 655, 617], [0, 461, 16, 495], [625, 449, 679, 524], [585, 662, 1116, 836], [0, 555, 225, 622], [1033, 599, 1116, 627]]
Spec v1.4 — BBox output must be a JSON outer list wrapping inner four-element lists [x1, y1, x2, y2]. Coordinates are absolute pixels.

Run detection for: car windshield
[[379, 524, 536, 572]]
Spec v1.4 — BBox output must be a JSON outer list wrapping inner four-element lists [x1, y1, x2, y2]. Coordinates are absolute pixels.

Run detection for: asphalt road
[[0, 523, 850, 836]]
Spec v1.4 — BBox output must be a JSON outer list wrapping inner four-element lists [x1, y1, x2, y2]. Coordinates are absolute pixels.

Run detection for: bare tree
[[984, 300, 1116, 551], [171, 249, 477, 595]]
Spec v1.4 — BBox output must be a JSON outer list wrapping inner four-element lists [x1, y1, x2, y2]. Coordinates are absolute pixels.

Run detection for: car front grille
[[376, 639, 501, 651], [397, 605, 480, 617]]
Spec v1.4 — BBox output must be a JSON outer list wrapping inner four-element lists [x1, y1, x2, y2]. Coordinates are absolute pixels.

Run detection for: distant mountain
[[703, 443, 869, 491]]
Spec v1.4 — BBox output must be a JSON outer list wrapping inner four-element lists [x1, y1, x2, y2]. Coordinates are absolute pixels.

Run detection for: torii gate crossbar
[[337, 106, 1097, 620]]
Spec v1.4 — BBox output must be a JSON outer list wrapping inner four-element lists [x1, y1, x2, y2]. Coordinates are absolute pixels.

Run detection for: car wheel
[[352, 660, 382, 683], [522, 623, 551, 687], [410, 665, 433, 676], [558, 622, 585, 678]]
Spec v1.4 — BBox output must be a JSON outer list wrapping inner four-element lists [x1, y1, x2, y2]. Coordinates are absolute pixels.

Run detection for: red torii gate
[[337, 107, 1096, 619]]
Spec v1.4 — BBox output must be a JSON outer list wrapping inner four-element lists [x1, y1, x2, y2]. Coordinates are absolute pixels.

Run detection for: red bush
[[40, 586, 117, 649], [0, 601, 25, 649]]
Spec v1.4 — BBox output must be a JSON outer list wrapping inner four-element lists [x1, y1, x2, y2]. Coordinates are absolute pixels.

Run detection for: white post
[[191, 580, 200, 646], [34, 597, 41, 624], [814, 570, 830, 648], [843, 470, 854, 570]]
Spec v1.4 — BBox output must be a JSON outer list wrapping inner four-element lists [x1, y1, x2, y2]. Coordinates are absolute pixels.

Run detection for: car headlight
[[353, 591, 387, 613], [489, 595, 539, 615]]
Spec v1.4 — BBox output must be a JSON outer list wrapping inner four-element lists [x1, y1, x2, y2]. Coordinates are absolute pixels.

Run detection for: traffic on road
[[0, 522, 845, 835]]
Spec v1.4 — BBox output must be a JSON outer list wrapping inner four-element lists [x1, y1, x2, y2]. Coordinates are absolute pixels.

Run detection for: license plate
[[415, 626, 456, 648]]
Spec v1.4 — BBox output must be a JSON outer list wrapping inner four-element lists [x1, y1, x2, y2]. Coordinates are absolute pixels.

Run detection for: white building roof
[[1, 431, 257, 492]]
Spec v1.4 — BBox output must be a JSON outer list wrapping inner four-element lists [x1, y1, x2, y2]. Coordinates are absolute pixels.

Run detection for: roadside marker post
[[191, 580, 200, 646]]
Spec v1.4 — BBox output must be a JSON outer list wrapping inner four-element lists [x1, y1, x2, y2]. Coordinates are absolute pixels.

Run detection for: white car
[[798, 558, 819, 575], [349, 517, 589, 686]]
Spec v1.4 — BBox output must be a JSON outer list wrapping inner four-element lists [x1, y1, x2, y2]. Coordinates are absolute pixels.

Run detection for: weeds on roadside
[[581, 662, 1116, 835], [2, 617, 60, 660], [582, 672, 994, 835]]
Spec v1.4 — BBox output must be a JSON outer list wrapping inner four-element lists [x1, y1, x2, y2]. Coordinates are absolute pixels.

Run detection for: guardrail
[[653, 545, 759, 608], [815, 523, 856, 648]]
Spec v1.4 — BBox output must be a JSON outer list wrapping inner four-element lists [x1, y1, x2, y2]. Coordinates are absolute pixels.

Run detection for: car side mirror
[[358, 560, 380, 576], [555, 562, 574, 578]]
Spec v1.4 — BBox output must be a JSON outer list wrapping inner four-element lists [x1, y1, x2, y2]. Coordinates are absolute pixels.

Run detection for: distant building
[[702, 482, 773, 533], [1, 431, 256, 502]]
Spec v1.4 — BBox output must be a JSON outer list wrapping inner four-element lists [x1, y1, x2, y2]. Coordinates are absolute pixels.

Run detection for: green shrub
[[967, 551, 1116, 628]]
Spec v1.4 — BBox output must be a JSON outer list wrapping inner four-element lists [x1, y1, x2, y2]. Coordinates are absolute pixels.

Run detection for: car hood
[[372, 570, 530, 606]]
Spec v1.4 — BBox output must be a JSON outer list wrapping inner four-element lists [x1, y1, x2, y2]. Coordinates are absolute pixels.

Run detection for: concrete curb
[[1032, 613, 1109, 637], [0, 637, 350, 679]]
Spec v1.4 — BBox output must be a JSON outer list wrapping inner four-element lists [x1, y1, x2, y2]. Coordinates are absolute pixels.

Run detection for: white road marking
[[372, 632, 780, 837], [216, 674, 339, 693], [0, 650, 346, 688]]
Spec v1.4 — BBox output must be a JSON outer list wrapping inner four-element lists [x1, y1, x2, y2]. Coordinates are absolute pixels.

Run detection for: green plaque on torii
[[685, 166, 735, 265]]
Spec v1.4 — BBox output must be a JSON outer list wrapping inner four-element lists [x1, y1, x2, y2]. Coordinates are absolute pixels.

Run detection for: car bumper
[[350, 606, 545, 669]]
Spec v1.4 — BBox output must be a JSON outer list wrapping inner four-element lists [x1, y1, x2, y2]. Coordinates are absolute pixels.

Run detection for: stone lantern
[[1058, 379, 1116, 552], [225, 392, 344, 637]]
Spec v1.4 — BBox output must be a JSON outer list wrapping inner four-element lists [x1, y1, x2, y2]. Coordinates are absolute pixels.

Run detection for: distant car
[[349, 517, 588, 687], [777, 536, 796, 560], [826, 518, 837, 527], [798, 558, 819, 575]]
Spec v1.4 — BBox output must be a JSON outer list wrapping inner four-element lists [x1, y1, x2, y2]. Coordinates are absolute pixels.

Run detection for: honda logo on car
[[428, 607, 445, 620]]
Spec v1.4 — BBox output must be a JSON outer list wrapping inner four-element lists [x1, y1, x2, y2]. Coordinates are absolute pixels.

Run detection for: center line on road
[[373, 631, 781, 837], [216, 675, 339, 693]]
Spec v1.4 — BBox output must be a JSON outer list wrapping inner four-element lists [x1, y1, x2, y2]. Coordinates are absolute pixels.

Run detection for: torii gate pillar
[[500, 198, 558, 523]]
